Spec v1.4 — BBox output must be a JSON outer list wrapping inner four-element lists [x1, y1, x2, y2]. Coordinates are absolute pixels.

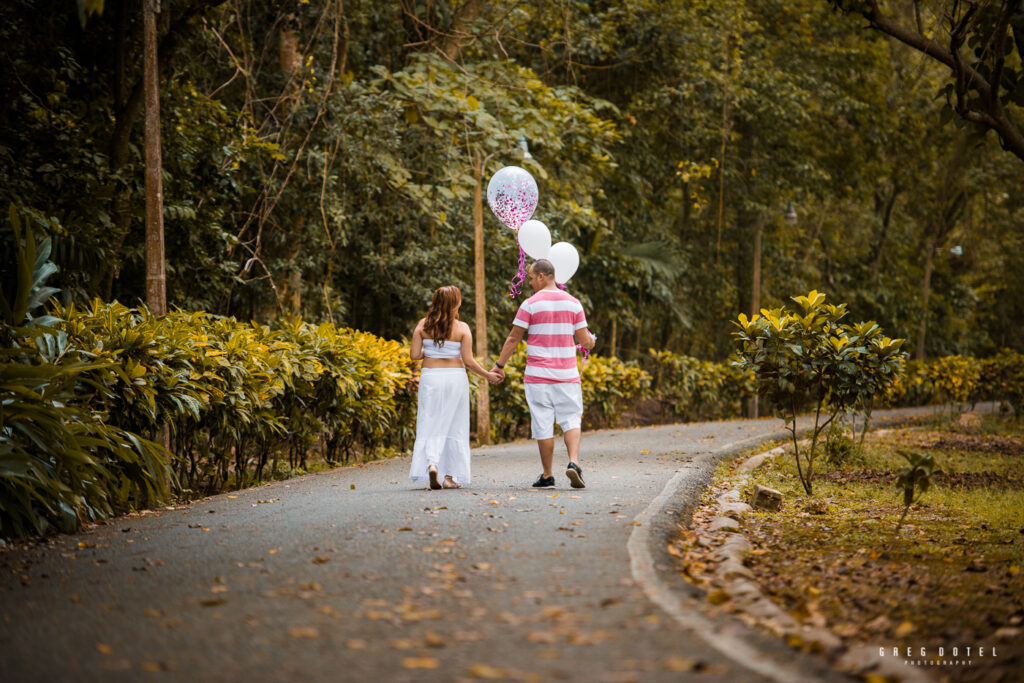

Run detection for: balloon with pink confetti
[[486, 166, 538, 230]]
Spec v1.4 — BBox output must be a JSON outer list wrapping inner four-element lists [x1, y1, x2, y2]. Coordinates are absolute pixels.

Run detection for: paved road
[[0, 409, 938, 682]]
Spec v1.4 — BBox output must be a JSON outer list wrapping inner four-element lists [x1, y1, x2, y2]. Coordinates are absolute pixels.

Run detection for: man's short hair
[[531, 259, 555, 278]]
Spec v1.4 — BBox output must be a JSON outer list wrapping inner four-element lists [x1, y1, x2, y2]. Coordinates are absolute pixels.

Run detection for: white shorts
[[524, 382, 584, 440]]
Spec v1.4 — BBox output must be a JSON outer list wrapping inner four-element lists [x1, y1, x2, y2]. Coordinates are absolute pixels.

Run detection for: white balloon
[[517, 220, 551, 259], [548, 242, 580, 283], [486, 166, 538, 230]]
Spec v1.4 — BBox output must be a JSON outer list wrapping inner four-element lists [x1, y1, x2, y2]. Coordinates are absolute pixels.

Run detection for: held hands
[[485, 371, 503, 385], [488, 365, 506, 383]]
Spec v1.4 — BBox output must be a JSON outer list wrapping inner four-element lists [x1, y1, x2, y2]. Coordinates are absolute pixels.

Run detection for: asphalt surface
[[0, 408, 939, 682]]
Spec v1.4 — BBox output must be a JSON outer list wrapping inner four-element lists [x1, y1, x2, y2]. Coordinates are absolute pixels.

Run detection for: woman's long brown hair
[[423, 286, 461, 346]]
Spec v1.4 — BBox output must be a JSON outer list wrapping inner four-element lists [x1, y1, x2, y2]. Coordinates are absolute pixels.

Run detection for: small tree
[[733, 290, 906, 495]]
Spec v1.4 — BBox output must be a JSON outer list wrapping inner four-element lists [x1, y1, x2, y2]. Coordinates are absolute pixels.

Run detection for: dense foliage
[[2, 0, 1022, 359]]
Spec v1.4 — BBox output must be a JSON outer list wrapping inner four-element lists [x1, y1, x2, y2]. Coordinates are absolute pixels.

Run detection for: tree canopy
[[2, 0, 1021, 358]]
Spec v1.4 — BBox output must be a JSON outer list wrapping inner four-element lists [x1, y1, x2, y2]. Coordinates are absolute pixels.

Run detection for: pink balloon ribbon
[[577, 344, 591, 368], [508, 246, 527, 299]]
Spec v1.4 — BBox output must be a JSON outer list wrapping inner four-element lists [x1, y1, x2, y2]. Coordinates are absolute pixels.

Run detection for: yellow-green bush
[[647, 350, 752, 421], [929, 355, 981, 406]]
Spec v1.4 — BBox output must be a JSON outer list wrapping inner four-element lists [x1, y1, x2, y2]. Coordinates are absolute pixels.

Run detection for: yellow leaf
[[466, 663, 506, 679], [466, 95, 480, 111], [707, 590, 731, 605], [96, 643, 114, 655], [288, 627, 320, 638], [895, 621, 915, 638], [663, 658, 697, 672], [402, 657, 439, 669]]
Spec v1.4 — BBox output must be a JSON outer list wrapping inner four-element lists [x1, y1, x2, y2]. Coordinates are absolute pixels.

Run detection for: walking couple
[[409, 259, 596, 490]]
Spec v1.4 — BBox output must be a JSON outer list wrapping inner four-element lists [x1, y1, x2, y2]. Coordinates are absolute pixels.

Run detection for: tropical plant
[[733, 290, 906, 494], [894, 449, 939, 536]]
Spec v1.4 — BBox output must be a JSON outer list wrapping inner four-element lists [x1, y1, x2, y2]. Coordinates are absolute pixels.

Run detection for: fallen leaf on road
[[663, 657, 698, 672], [142, 608, 164, 617], [96, 643, 114, 655], [388, 638, 420, 650], [454, 631, 485, 642], [466, 663, 506, 679], [316, 605, 341, 618], [526, 630, 559, 644], [473, 562, 492, 571], [346, 639, 368, 649], [401, 657, 439, 669], [288, 627, 319, 639], [210, 585, 229, 594], [200, 597, 227, 607], [424, 631, 445, 648], [312, 556, 330, 564]]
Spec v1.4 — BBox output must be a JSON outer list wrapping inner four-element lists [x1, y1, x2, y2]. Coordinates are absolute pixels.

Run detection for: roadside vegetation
[[712, 415, 1024, 681]]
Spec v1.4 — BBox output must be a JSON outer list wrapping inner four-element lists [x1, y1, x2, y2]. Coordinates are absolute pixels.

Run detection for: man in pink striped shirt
[[491, 259, 596, 488]]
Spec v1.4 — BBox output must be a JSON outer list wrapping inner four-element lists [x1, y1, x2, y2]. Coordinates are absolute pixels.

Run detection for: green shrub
[[732, 290, 906, 495], [647, 350, 752, 421]]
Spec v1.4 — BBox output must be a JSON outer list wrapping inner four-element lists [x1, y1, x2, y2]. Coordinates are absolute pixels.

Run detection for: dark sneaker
[[531, 474, 555, 488], [566, 462, 586, 489]]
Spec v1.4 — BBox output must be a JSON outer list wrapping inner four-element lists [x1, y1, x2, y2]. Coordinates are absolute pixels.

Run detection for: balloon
[[517, 220, 551, 260], [486, 166, 538, 230], [548, 242, 579, 283]]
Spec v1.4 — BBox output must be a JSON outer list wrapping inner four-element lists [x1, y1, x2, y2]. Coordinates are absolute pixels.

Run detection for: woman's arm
[[459, 323, 498, 382], [410, 319, 425, 360]]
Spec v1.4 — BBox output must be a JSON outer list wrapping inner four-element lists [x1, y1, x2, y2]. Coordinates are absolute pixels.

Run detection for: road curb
[[627, 431, 827, 683]]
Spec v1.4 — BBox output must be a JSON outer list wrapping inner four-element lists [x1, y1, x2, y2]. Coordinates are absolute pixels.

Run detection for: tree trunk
[[916, 235, 936, 360], [869, 183, 900, 279], [144, 0, 166, 316], [749, 214, 763, 419], [609, 318, 617, 358], [750, 214, 763, 317], [473, 156, 490, 444], [441, 0, 490, 61]]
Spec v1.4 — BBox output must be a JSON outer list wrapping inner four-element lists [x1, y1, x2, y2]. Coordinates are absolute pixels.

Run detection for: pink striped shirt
[[513, 290, 588, 384]]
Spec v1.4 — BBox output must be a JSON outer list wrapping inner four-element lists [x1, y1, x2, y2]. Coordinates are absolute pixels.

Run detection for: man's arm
[[575, 327, 595, 351], [490, 325, 526, 379]]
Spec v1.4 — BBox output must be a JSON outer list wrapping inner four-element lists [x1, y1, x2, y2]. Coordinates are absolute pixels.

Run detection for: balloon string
[[508, 246, 527, 298]]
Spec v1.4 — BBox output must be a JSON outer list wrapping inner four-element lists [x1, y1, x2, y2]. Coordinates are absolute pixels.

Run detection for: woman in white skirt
[[410, 286, 500, 489]]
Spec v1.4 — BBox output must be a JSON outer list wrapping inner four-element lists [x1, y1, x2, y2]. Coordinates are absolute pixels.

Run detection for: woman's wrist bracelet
[[495, 362, 505, 369]]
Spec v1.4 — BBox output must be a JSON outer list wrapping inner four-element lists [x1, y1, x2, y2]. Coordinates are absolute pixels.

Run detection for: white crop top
[[422, 339, 462, 359]]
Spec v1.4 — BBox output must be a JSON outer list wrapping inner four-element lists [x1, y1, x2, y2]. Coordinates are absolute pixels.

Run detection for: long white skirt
[[409, 368, 471, 485]]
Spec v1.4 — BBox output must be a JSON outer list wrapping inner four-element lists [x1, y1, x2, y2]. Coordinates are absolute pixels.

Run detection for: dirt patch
[[820, 468, 1024, 490], [900, 432, 1024, 455]]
